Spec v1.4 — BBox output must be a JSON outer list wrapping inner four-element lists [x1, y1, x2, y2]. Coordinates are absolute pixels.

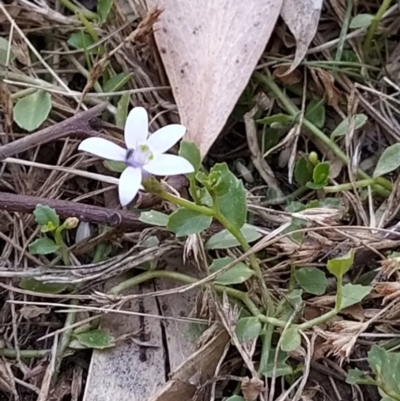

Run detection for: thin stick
[[0, 192, 147, 230], [0, 103, 107, 161]]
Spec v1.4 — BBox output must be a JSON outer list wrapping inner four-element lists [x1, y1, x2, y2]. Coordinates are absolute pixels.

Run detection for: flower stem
[[156, 188, 271, 305], [0, 348, 50, 358], [254, 72, 391, 197], [108, 269, 285, 328], [324, 178, 376, 193], [57, 0, 98, 20], [362, 0, 393, 60], [156, 189, 214, 216], [54, 228, 70, 266]]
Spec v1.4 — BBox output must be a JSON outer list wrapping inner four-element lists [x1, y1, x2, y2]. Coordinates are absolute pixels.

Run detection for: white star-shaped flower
[[78, 107, 194, 206]]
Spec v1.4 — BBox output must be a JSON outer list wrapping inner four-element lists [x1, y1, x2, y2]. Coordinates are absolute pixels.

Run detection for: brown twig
[[0, 192, 147, 230], [0, 103, 108, 161]]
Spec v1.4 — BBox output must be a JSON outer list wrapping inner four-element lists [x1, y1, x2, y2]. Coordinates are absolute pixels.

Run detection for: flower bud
[[64, 217, 79, 230]]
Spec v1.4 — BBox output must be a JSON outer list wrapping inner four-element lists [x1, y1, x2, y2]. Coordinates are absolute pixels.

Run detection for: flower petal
[[146, 124, 186, 154], [118, 167, 142, 206], [144, 154, 194, 176], [125, 107, 148, 149], [78, 138, 126, 161]]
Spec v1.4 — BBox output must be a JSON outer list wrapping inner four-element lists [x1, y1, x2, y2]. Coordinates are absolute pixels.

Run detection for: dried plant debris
[[0, 0, 400, 400]]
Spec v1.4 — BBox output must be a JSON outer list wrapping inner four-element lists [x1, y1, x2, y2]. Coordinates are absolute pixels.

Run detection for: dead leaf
[[312, 68, 341, 108], [20, 305, 50, 320], [280, 0, 323, 74], [273, 65, 302, 85], [148, 329, 230, 401], [0, 359, 18, 398], [241, 377, 264, 401], [147, 0, 284, 157]]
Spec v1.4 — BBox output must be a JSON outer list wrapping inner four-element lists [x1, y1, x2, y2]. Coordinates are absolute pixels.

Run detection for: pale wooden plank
[[83, 281, 166, 401]]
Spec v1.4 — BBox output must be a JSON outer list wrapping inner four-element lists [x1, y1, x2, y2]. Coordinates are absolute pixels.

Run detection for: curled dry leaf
[[147, 0, 284, 158], [280, 0, 323, 75], [241, 377, 264, 401]]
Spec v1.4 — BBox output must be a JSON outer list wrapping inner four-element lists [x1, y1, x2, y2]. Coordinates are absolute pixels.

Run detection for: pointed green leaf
[[331, 114, 368, 139], [29, 238, 59, 255], [103, 160, 126, 173], [33, 204, 60, 229], [210, 257, 254, 285], [305, 98, 325, 129], [294, 157, 313, 186], [212, 163, 247, 229], [281, 327, 301, 352], [340, 283, 372, 309], [312, 162, 330, 185], [206, 224, 261, 250], [179, 141, 201, 177], [75, 329, 115, 349], [373, 143, 400, 178], [260, 348, 293, 378], [225, 397, 246, 401], [19, 278, 67, 294], [327, 249, 354, 278], [346, 368, 368, 384], [67, 32, 96, 52], [350, 14, 374, 29], [295, 267, 328, 295], [14, 90, 52, 132], [103, 72, 132, 93], [97, 0, 113, 23], [115, 92, 130, 129], [139, 210, 169, 226], [168, 209, 212, 237], [256, 114, 293, 125], [0, 37, 15, 65], [235, 317, 261, 342]]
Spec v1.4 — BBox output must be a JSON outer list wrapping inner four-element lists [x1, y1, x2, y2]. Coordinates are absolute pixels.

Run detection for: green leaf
[[305, 98, 325, 129], [260, 348, 293, 378], [368, 345, 387, 375], [294, 157, 313, 187], [256, 114, 293, 125], [346, 368, 368, 384], [312, 162, 330, 185], [0, 37, 15, 65], [29, 238, 60, 255], [208, 163, 234, 196], [373, 143, 400, 178], [67, 32, 97, 53], [209, 257, 254, 285], [350, 14, 374, 29], [283, 218, 307, 244], [13, 90, 52, 132], [225, 397, 246, 401], [103, 160, 126, 173], [212, 163, 247, 229], [139, 210, 169, 227], [75, 329, 115, 349], [206, 224, 261, 250], [115, 93, 130, 129], [327, 249, 354, 278], [340, 283, 372, 309], [279, 289, 304, 322], [167, 209, 212, 237], [103, 72, 132, 93], [97, 0, 113, 23], [33, 204, 60, 230], [235, 317, 261, 342], [295, 267, 328, 295], [179, 142, 201, 178], [281, 327, 301, 352], [331, 114, 368, 139], [19, 278, 67, 294]]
